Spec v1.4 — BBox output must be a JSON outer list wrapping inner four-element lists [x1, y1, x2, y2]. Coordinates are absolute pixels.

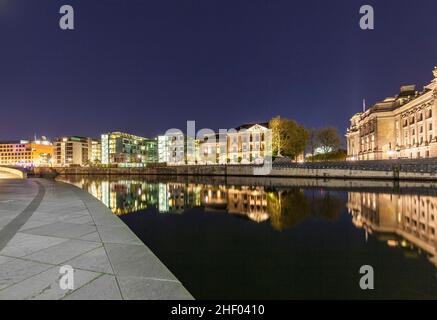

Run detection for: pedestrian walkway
[[0, 178, 193, 300]]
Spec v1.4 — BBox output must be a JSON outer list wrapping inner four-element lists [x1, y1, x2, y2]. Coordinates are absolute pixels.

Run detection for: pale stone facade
[[163, 123, 271, 165], [346, 67, 437, 160], [347, 191, 437, 267], [199, 133, 228, 164], [227, 123, 270, 164]]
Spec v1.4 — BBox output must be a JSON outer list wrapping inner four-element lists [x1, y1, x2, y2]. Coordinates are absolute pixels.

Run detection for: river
[[57, 175, 437, 299]]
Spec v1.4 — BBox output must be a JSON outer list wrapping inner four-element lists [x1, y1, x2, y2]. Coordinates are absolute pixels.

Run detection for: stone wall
[[30, 162, 437, 181], [0, 167, 27, 179]]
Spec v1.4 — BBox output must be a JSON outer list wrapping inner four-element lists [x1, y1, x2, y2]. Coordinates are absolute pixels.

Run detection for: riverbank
[[54, 173, 437, 299], [0, 178, 193, 300], [56, 174, 437, 197], [32, 159, 437, 181]]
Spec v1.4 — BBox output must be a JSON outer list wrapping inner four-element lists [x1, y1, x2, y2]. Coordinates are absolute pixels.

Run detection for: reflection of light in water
[[56, 175, 437, 273], [387, 240, 398, 247], [348, 191, 437, 268], [60, 178, 277, 223], [57, 177, 343, 236], [247, 212, 270, 223]]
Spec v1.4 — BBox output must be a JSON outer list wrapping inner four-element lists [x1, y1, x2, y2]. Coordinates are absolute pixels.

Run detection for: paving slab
[[117, 276, 193, 300], [19, 219, 58, 231], [0, 266, 101, 300], [64, 246, 114, 274], [21, 222, 97, 239], [0, 180, 45, 251], [77, 231, 101, 242], [98, 224, 144, 245], [0, 257, 53, 290], [0, 233, 68, 258], [105, 243, 177, 281], [0, 178, 193, 300], [24, 239, 102, 265], [0, 255, 14, 266], [63, 215, 95, 225], [63, 274, 122, 300]]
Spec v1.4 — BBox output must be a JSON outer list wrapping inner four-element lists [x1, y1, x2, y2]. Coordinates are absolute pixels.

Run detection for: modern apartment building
[[91, 139, 102, 164], [54, 136, 93, 167], [0, 138, 54, 167], [101, 132, 158, 167], [346, 66, 437, 160], [143, 138, 158, 163], [164, 131, 199, 165], [158, 135, 169, 163]]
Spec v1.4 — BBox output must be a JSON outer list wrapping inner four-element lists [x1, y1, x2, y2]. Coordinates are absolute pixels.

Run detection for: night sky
[[1, 0, 436, 141]]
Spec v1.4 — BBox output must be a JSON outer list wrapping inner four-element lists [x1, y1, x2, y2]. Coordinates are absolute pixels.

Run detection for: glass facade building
[[101, 132, 158, 167]]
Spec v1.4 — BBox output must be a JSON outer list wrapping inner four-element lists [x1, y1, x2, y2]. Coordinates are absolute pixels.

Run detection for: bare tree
[[317, 127, 341, 155]]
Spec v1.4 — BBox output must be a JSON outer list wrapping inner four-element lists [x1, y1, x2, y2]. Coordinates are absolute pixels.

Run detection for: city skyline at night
[[1, 0, 437, 141], [2, 0, 437, 304]]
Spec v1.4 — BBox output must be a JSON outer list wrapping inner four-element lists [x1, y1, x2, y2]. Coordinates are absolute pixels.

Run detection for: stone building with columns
[[346, 67, 437, 160], [347, 191, 437, 267]]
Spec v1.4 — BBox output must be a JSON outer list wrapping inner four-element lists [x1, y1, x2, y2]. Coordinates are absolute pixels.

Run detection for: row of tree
[[268, 116, 343, 161]]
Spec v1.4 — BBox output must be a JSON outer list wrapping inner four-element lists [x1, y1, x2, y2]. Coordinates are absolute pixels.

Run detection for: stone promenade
[[0, 178, 193, 300]]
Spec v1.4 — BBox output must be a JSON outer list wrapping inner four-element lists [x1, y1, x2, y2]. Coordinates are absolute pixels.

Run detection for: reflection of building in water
[[348, 192, 437, 266], [200, 186, 269, 222], [158, 183, 169, 212], [168, 184, 189, 213], [107, 181, 159, 215], [60, 177, 342, 229], [75, 179, 159, 215], [165, 184, 189, 213], [158, 183, 201, 213], [201, 186, 228, 211], [227, 187, 269, 222]]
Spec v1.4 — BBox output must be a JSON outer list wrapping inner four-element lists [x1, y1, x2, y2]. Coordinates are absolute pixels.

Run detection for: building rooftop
[[363, 84, 424, 116], [234, 122, 269, 130]]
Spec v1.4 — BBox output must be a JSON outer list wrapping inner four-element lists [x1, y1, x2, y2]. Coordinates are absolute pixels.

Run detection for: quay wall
[[31, 162, 437, 181], [0, 166, 27, 179]]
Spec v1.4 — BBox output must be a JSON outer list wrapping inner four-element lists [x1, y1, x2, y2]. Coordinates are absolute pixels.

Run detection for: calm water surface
[[58, 175, 437, 299]]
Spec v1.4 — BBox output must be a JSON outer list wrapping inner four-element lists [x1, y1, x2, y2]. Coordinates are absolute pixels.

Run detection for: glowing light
[[387, 150, 396, 156], [387, 240, 398, 247]]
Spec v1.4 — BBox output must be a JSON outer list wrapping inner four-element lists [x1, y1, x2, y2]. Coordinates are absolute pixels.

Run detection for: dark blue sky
[[1, 0, 436, 140]]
